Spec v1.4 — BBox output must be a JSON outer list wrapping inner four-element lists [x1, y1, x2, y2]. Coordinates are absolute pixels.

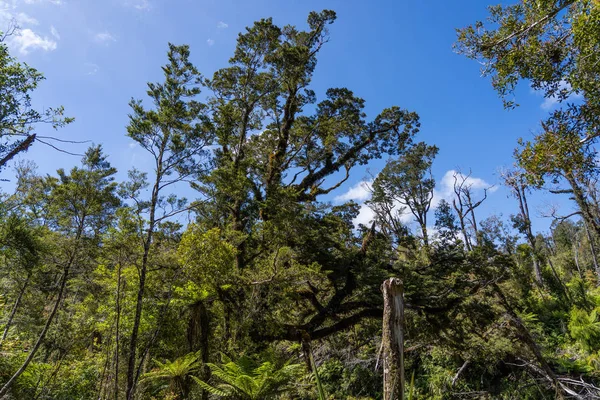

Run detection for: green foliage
[[309, 350, 326, 400], [192, 354, 302, 399], [569, 307, 600, 352], [2, 5, 600, 400], [142, 351, 202, 398], [369, 142, 438, 246]]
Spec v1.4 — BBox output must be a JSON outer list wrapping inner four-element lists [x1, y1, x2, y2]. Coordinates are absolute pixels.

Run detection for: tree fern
[[191, 354, 301, 399], [569, 307, 600, 352], [141, 351, 202, 398]]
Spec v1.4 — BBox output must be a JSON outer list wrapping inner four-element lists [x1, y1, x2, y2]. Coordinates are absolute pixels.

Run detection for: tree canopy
[[1, 3, 600, 399]]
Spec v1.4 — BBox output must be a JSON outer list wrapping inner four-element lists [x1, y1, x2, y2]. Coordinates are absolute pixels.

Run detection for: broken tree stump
[[382, 277, 404, 400]]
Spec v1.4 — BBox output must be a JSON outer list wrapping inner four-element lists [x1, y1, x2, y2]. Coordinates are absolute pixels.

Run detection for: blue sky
[[0, 0, 572, 234]]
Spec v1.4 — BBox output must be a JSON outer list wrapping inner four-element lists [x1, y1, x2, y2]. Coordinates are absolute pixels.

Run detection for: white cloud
[[431, 169, 497, 208], [354, 205, 375, 227], [15, 12, 38, 25], [0, 4, 38, 27], [0, 1, 62, 55], [217, 21, 228, 29], [334, 180, 372, 203], [206, 38, 215, 46], [94, 31, 116, 44], [50, 25, 59, 39], [11, 28, 56, 54], [128, 142, 137, 149]]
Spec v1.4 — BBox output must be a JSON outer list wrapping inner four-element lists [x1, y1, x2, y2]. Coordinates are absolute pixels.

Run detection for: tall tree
[[370, 142, 438, 248], [123, 43, 212, 399], [188, 10, 420, 352]]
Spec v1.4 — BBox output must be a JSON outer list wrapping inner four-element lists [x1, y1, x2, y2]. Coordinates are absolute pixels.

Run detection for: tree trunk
[[420, 222, 429, 250], [583, 222, 600, 283], [382, 278, 404, 400], [565, 172, 600, 239], [0, 272, 31, 347], [188, 300, 211, 400], [532, 256, 543, 286], [516, 183, 543, 286], [126, 152, 163, 400], [114, 262, 123, 400], [126, 237, 152, 400], [573, 241, 583, 279]]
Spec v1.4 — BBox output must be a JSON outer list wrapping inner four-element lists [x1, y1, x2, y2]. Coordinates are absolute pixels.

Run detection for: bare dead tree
[[452, 169, 491, 251]]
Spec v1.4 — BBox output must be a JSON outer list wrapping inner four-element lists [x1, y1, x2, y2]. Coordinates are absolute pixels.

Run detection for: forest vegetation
[[1, 1, 600, 398]]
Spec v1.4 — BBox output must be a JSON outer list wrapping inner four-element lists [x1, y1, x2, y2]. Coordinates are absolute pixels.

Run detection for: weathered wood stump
[[382, 277, 404, 400]]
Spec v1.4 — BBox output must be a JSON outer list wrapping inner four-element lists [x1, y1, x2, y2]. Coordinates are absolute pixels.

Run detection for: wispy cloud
[[50, 25, 59, 39], [94, 31, 116, 44], [85, 62, 99, 75], [15, 12, 38, 25], [12, 28, 56, 54], [206, 38, 215, 46], [334, 180, 372, 203], [217, 21, 228, 29]]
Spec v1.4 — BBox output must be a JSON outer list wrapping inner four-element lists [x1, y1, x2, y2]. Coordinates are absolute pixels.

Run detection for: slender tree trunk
[[565, 173, 600, 239], [126, 145, 164, 400], [382, 278, 404, 400], [456, 210, 472, 251], [126, 237, 152, 400], [0, 272, 31, 347], [583, 222, 600, 282], [467, 205, 479, 245], [532, 256, 543, 285], [132, 279, 177, 394], [96, 330, 113, 400], [420, 222, 429, 250], [573, 241, 583, 279], [451, 360, 469, 388], [0, 265, 70, 397], [114, 262, 123, 400], [187, 300, 210, 400], [517, 184, 543, 286]]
